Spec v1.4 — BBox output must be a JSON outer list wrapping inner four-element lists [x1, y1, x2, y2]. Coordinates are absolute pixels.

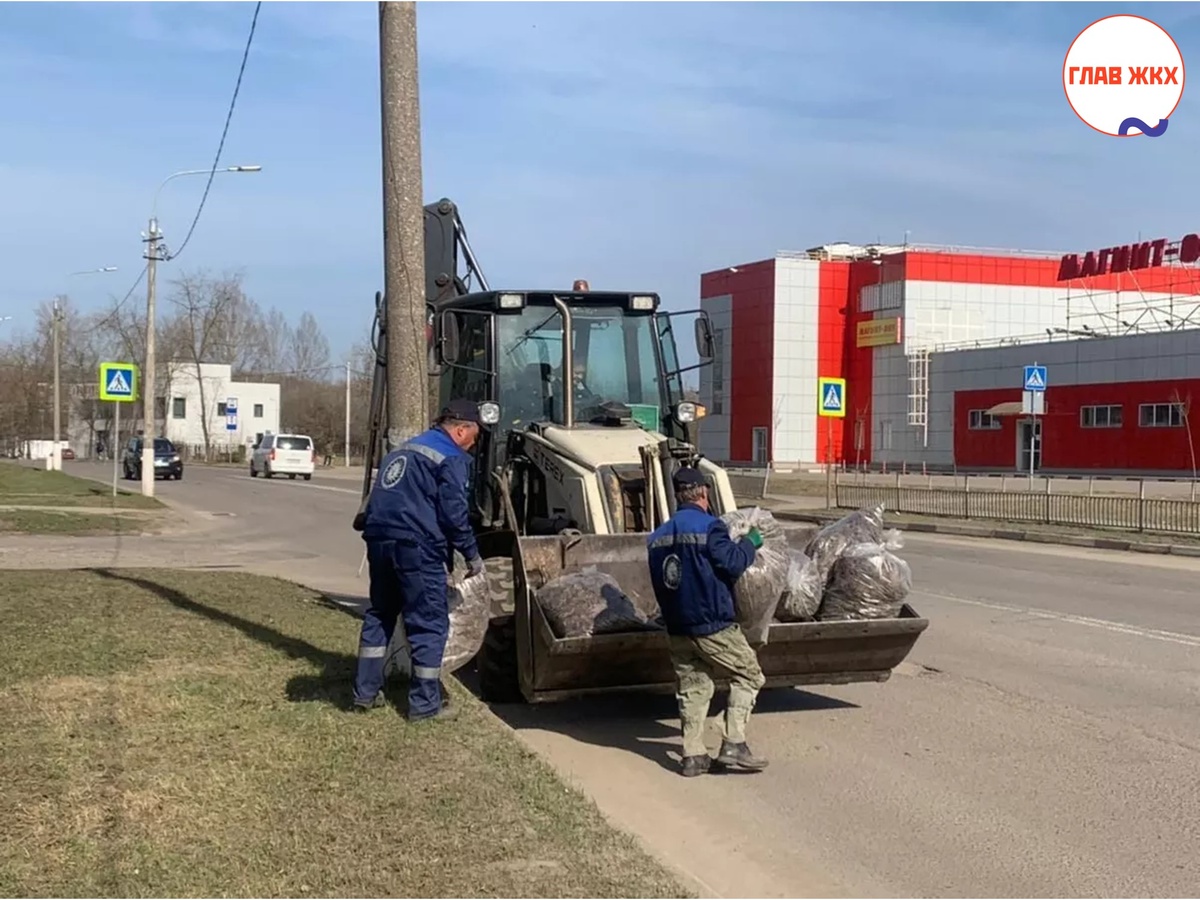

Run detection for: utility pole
[[345, 359, 352, 468], [142, 218, 161, 498], [379, 0, 428, 449], [51, 298, 63, 471]]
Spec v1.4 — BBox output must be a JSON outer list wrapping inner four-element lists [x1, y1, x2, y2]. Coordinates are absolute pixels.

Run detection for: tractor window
[[656, 315, 685, 403], [495, 306, 564, 431], [445, 311, 490, 404], [569, 306, 661, 422]]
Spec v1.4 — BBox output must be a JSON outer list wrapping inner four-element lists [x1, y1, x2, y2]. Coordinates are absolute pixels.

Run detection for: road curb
[[773, 510, 1200, 558]]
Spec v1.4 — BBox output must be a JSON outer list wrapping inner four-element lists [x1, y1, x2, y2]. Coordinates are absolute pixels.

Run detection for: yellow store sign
[[856, 316, 903, 348]]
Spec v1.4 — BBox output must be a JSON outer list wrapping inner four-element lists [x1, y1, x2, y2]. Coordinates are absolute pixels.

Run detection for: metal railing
[[834, 482, 1200, 535]]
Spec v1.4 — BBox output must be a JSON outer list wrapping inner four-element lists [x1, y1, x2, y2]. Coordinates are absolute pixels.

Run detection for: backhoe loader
[[358, 198, 928, 703]]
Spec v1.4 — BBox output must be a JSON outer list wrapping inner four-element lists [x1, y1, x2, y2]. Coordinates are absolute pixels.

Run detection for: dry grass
[[0, 463, 161, 510], [0, 509, 161, 536], [0, 569, 686, 899]]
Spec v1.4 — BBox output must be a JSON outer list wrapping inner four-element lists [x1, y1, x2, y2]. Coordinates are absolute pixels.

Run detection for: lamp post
[[141, 165, 261, 497], [50, 267, 118, 471]]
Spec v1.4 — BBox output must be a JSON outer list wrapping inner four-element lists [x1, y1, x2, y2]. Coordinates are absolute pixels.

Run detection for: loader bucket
[[509, 527, 929, 704]]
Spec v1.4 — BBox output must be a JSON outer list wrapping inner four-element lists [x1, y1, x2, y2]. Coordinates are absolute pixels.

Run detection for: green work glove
[[746, 527, 764, 549]]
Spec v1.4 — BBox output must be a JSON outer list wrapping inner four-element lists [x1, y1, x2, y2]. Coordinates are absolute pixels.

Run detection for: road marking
[[214, 474, 360, 496], [918, 590, 1200, 648]]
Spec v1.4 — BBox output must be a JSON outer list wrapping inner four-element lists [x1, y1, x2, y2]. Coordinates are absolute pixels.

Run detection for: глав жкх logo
[[1063, 14, 1185, 137]]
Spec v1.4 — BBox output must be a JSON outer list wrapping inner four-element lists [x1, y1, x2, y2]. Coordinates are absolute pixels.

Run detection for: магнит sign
[[1057, 233, 1200, 281]]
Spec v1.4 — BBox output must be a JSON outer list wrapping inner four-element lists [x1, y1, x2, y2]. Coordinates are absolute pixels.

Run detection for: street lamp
[[49, 267, 119, 470], [142, 164, 262, 498]]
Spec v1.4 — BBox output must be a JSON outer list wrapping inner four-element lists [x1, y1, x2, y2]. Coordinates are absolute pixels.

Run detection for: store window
[[1138, 402, 1184, 428], [1080, 405, 1122, 428], [968, 409, 1001, 430]]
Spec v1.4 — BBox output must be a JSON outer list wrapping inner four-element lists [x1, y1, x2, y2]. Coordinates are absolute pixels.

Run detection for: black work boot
[[680, 754, 712, 778], [715, 740, 769, 771], [352, 693, 387, 712], [408, 703, 460, 723]]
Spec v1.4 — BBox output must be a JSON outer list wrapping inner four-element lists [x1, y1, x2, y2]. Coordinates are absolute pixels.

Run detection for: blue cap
[[440, 398, 485, 426]]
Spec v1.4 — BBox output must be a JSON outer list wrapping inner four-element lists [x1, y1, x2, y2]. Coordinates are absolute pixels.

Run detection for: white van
[[250, 433, 316, 480]]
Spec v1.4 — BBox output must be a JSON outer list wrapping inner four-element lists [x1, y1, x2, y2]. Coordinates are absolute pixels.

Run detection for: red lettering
[[1166, 66, 1179, 84], [1151, 238, 1168, 267], [1151, 67, 1164, 84], [1081, 66, 1095, 84], [1180, 234, 1200, 265], [1057, 254, 1080, 281], [1110, 245, 1131, 273], [1069, 66, 1080, 84], [1094, 67, 1109, 85], [1109, 67, 1122, 85], [1096, 248, 1112, 275], [1129, 66, 1148, 84], [1131, 241, 1152, 269], [1080, 251, 1098, 278]]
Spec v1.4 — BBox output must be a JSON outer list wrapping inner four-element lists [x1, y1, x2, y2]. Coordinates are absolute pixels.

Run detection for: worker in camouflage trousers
[[351, 399, 487, 721], [646, 466, 769, 777]]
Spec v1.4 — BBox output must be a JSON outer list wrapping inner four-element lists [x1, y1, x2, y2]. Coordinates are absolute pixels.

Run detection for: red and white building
[[698, 238, 1200, 474]]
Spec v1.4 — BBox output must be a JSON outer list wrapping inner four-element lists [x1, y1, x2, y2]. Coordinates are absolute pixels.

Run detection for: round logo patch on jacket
[[662, 553, 682, 590], [381, 456, 407, 489]]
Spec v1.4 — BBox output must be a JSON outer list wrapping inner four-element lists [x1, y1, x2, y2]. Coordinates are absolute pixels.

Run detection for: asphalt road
[[58, 460, 1200, 898]]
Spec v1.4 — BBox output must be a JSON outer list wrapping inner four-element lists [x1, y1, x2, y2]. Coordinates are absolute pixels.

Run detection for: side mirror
[[439, 310, 461, 362], [426, 305, 443, 376], [694, 315, 714, 361]]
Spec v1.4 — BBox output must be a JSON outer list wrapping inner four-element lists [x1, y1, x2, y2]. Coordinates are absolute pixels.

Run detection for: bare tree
[[290, 311, 331, 377], [166, 271, 258, 458]]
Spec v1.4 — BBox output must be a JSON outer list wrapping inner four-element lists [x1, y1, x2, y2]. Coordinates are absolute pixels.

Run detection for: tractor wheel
[[476, 614, 522, 704], [484, 556, 516, 617]]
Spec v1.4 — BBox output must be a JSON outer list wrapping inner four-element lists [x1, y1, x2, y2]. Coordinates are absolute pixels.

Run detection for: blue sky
[[2, 1, 1198, 362]]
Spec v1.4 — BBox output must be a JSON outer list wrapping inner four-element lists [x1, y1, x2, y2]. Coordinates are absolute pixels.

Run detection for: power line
[[93, 264, 148, 328], [168, 1, 263, 262]]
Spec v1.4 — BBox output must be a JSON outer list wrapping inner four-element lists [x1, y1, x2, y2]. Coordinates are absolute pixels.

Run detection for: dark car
[[123, 437, 183, 481]]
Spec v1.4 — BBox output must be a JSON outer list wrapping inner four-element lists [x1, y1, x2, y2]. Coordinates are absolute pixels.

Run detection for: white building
[[161, 361, 281, 453]]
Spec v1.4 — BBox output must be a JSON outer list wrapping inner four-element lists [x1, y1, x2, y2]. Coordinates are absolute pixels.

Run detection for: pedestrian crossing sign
[[818, 377, 846, 418], [99, 362, 139, 402]]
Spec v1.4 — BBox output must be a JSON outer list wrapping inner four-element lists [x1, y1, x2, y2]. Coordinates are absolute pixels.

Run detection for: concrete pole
[[51, 298, 62, 471], [141, 218, 159, 497], [379, 0, 428, 449], [345, 359, 352, 467]]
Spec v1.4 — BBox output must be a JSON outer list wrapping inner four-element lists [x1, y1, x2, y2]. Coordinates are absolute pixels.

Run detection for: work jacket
[[361, 426, 480, 565], [646, 502, 757, 637]]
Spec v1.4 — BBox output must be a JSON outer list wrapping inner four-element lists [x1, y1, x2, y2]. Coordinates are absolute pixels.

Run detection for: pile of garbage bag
[[536, 566, 665, 639], [718, 504, 913, 631], [818, 529, 913, 621], [385, 551, 492, 678], [720, 507, 790, 644]]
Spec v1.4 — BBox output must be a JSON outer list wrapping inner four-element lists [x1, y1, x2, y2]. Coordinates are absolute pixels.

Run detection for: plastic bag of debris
[[818, 530, 912, 621], [721, 506, 789, 645], [803, 504, 886, 591], [776, 549, 823, 622], [536, 566, 664, 639], [385, 552, 493, 678]]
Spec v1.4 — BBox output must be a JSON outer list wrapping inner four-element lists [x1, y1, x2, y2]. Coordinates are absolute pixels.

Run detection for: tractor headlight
[[676, 401, 697, 423], [497, 292, 525, 310], [478, 401, 501, 426], [629, 294, 656, 311]]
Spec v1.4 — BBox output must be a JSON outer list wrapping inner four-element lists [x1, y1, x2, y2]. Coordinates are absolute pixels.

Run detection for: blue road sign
[[98, 362, 138, 402], [817, 377, 846, 418], [1023, 365, 1047, 392]]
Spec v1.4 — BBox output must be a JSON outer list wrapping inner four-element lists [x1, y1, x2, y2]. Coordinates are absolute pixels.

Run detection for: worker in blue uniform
[[647, 467, 769, 776], [352, 398, 487, 721]]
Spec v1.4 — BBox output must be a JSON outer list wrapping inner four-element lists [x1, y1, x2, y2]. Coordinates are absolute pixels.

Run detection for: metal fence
[[834, 482, 1200, 535]]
